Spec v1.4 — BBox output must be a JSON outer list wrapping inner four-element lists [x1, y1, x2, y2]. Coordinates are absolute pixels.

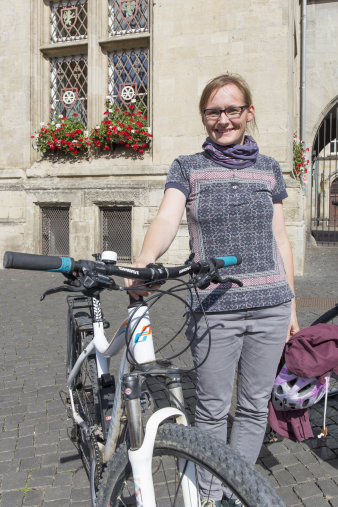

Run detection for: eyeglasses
[[203, 105, 248, 121]]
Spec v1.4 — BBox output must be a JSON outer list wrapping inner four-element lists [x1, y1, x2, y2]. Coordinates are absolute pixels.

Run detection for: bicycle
[[3, 250, 285, 507]]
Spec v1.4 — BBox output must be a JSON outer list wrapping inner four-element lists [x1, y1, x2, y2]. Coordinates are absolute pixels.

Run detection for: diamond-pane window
[[108, 49, 149, 116], [108, 0, 149, 36], [51, 0, 88, 43], [101, 207, 132, 262], [51, 55, 88, 125], [41, 206, 70, 256]]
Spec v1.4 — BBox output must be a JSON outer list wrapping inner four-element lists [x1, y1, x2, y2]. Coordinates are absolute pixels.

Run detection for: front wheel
[[96, 423, 284, 507]]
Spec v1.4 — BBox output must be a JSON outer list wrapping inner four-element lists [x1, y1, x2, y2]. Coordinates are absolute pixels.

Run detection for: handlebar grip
[[3, 251, 74, 274], [215, 254, 242, 268]]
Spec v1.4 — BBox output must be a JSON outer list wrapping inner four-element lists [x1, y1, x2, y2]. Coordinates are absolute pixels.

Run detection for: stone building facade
[[0, 0, 336, 274]]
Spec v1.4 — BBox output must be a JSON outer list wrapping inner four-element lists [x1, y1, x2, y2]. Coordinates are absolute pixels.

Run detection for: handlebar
[[3, 251, 242, 283]]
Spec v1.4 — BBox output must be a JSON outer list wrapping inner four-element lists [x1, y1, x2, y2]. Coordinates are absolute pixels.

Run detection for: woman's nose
[[217, 111, 229, 123]]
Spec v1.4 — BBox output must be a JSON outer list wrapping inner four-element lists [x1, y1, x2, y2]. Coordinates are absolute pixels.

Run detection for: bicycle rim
[[96, 424, 284, 507]]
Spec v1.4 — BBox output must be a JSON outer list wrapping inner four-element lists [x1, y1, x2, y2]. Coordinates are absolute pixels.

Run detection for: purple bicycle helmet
[[272, 364, 328, 411]]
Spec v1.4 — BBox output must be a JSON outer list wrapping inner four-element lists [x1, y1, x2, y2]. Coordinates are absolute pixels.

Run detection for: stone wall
[[0, 0, 311, 275]]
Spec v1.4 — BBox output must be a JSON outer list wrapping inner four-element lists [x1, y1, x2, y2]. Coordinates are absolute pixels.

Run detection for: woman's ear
[[246, 105, 255, 123]]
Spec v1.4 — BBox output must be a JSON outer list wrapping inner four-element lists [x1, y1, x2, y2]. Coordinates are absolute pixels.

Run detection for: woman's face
[[202, 84, 255, 146]]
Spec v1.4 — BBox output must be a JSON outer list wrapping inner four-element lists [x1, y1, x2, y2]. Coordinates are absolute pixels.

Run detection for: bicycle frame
[[67, 292, 201, 507]]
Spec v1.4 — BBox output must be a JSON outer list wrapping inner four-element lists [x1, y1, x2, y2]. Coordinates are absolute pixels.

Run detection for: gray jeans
[[187, 301, 291, 500]]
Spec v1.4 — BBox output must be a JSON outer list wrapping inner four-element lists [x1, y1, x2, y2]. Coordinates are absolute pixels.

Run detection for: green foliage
[[31, 112, 89, 155], [293, 134, 310, 185], [89, 98, 152, 154], [31, 99, 152, 157]]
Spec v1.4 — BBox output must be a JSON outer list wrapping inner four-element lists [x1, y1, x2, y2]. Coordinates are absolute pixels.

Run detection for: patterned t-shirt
[[165, 151, 294, 312]]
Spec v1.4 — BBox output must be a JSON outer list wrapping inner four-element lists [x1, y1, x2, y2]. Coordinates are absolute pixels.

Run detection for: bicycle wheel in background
[[311, 304, 338, 326], [66, 296, 102, 507], [96, 423, 285, 507], [310, 305, 338, 396]]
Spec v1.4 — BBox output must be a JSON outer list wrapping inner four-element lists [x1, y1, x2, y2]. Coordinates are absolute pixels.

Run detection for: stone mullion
[[87, 0, 107, 131]]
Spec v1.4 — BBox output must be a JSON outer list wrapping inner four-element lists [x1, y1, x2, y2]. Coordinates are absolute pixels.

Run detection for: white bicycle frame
[[67, 294, 201, 507]]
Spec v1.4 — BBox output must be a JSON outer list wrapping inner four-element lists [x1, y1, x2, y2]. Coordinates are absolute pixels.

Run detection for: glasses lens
[[226, 107, 243, 118], [205, 109, 220, 120], [204, 107, 246, 120]]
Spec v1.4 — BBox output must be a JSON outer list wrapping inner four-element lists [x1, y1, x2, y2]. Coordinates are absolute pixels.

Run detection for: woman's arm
[[272, 201, 300, 340], [125, 188, 186, 297], [135, 188, 187, 265]]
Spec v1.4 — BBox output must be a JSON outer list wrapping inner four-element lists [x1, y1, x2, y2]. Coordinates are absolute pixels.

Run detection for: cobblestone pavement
[[0, 244, 337, 506]]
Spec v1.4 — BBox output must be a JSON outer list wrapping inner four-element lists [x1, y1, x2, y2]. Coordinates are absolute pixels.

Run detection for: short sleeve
[[165, 158, 190, 199], [272, 160, 288, 203]]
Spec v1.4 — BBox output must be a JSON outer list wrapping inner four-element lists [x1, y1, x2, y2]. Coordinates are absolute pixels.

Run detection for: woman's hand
[[286, 299, 300, 342], [123, 258, 158, 300]]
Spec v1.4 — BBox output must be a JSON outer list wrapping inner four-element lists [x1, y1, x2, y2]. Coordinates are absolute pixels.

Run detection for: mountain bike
[[3, 250, 285, 507]]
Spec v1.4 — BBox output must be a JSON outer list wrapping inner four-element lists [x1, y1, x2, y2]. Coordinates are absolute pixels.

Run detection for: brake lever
[[40, 284, 84, 301], [212, 275, 243, 287]]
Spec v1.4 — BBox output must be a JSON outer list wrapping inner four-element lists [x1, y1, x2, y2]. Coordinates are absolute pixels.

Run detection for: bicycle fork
[[122, 374, 201, 507]]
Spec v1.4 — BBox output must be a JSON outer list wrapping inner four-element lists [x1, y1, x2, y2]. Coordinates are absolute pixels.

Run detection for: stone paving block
[[0, 450, 15, 462], [0, 459, 19, 474], [30, 466, 56, 478], [302, 496, 330, 506], [316, 478, 338, 498], [275, 486, 302, 506], [0, 438, 16, 453], [294, 450, 319, 465], [22, 488, 44, 506], [306, 462, 332, 480], [44, 485, 71, 502], [29, 474, 55, 488], [57, 453, 82, 473], [0, 490, 25, 507], [71, 488, 91, 501], [41, 453, 59, 467], [16, 447, 36, 459], [16, 435, 34, 449], [260, 455, 284, 472], [20, 456, 42, 471], [43, 500, 70, 507], [53, 472, 73, 487], [35, 444, 57, 457], [320, 459, 338, 476], [1, 470, 28, 491], [71, 468, 89, 488], [287, 463, 314, 482], [273, 469, 298, 487], [277, 452, 300, 467], [294, 481, 323, 500]]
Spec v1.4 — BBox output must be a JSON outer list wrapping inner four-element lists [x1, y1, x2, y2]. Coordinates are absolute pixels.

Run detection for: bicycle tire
[[96, 423, 284, 507], [66, 303, 102, 506], [311, 304, 338, 326]]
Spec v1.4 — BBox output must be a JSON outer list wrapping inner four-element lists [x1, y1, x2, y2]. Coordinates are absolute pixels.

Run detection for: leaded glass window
[[50, 0, 88, 43], [50, 55, 88, 125], [108, 48, 149, 116], [108, 0, 149, 36]]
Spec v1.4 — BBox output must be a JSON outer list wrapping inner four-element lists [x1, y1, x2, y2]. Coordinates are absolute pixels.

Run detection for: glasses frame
[[203, 105, 248, 121]]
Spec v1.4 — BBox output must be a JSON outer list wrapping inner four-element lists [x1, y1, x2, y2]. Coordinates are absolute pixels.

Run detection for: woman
[[126, 74, 299, 507]]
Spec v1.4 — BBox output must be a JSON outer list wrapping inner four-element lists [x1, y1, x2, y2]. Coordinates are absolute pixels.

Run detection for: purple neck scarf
[[202, 135, 259, 169]]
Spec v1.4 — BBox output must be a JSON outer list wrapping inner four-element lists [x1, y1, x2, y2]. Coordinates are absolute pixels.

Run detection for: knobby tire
[[96, 423, 285, 507]]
